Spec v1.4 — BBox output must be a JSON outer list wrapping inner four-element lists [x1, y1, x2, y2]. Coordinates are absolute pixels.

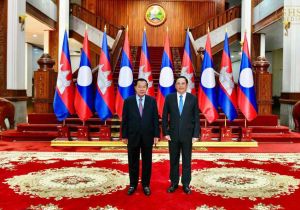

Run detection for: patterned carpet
[[1, 152, 300, 209]]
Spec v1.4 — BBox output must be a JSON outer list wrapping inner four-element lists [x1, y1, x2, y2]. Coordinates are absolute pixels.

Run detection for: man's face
[[175, 78, 188, 94], [135, 81, 148, 97]]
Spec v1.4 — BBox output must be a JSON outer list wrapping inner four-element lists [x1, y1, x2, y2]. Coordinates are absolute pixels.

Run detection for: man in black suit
[[162, 76, 200, 194], [122, 78, 160, 196]]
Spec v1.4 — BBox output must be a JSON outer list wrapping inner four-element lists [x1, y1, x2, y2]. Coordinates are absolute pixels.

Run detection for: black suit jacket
[[122, 95, 160, 147], [162, 92, 200, 142]]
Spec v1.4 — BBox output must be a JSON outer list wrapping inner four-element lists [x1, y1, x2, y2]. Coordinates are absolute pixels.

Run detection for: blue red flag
[[218, 32, 238, 121], [157, 31, 175, 117], [138, 30, 154, 97], [95, 31, 115, 121], [181, 30, 196, 95], [53, 31, 75, 121], [198, 32, 219, 123], [74, 30, 94, 122], [237, 33, 258, 121], [115, 29, 134, 119]]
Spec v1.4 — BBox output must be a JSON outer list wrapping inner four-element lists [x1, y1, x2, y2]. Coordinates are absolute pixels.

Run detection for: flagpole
[[83, 121, 85, 126], [225, 116, 227, 127], [63, 119, 66, 127], [205, 119, 207, 128], [245, 118, 247, 128]]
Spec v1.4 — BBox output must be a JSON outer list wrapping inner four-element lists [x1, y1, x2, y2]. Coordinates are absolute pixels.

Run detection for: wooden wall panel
[[90, 0, 219, 47]]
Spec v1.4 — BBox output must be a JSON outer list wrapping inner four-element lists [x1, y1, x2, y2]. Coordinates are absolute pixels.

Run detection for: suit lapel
[[174, 93, 180, 117], [132, 96, 141, 118]]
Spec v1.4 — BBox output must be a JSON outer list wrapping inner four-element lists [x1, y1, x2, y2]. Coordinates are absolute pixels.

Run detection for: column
[[260, 33, 266, 57], [6, 0, 26, 90], [280, 0, 300, 128], [44, 30, 50, 54], [241, 0, 252, 47], [58, 0, 69, 65]]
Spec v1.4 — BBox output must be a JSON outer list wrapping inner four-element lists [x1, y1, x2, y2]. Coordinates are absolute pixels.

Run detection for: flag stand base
[[220, 127, 232, 141], [57, 125, 70, 141], [240, 127, 253, 142], [77, 125, 89, 141], [201, 127, 213, 141], [98, 125, 111, 140]]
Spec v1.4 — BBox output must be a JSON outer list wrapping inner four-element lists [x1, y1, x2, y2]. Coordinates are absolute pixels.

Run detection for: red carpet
[[1, 151, 300, 209]]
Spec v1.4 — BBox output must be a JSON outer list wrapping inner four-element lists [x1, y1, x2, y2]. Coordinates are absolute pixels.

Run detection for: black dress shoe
[[143, 186, 151, 196], [127, 186, 136, 195], [183, 186, 191, 194], [167, 184, 178, 193]]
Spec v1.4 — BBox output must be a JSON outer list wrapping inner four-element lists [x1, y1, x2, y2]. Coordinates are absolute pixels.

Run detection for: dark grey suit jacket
[[162, 92, 200, 142], [122, 95, 160, 147]]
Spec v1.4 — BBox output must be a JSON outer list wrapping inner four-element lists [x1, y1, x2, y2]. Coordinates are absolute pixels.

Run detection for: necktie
[[179, 95, 183, 115], [139, 97, 143, 117]]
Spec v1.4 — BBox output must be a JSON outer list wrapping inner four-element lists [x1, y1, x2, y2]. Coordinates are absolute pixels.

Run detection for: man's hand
[[122, 138, 128, 145], [192, 138, 198, 143], [165, 135, 171, 141], [154, 137, 159, 146]]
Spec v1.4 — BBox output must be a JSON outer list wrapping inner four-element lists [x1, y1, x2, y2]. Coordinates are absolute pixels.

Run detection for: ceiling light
[[32, 34, 37, 38]]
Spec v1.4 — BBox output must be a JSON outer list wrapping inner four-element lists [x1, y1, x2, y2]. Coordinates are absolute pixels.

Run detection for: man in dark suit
[[162, 76, 200, 194], [122, 78, 160, 196]]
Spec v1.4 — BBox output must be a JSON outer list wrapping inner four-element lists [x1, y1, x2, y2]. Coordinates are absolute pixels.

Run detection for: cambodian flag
[[218, 32, 238, 121], [74, 31, 94, 122], [95, 31, 115, 121], [53, 31, 75, 121], [138, 30, 154, 97], [198, 32, 219, 123], [115, 29, 134, 119], [181, 30, 195, 95], [157, 31, 175, 117], [237, 33, 258, 121]]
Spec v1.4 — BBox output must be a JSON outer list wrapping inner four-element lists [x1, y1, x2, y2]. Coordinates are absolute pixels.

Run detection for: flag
[[237, 33, 258, 121], [74, 30, 94, 122], [138, 30, 154, 97], [53, 31, 75, 121], [157, 31, 175, 117], [181, 30, 196, 95], [198, 33, 219, 123], [218, 32, 238, 121], [115, 29, 134, 119], [95, 30, 115, 121]]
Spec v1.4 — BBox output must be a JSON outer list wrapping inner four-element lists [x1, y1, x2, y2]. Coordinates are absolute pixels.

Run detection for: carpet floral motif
[[196, 205, 226, 210], [191, 167, 300, 200], [250, 203, 284, 210], [5, 167, 128, 200]]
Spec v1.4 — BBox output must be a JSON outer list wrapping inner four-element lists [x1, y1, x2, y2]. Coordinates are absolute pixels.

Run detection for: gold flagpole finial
[[104, 25, 107, 33], [144, 26, 146, 32], [126, 25, 129, 31], [225, 27, 228, 33], [207, 27, 210, 33], [85, 24, 88, 31]]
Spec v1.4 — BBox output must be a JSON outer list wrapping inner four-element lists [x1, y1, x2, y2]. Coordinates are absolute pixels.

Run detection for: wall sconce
[[19, 15, 27, 31], [283, 20, 290, 36]]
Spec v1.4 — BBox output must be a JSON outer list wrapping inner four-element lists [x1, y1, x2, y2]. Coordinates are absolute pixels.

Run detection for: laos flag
[[53, 31, 75, 121], [157, 31, 175, 117], [198, 32, 219, 123], [115, 29, 134, 119], [74, 31, 94, 122], [218, 32, 238, 121], [95, 31, 115, 121], [237, 33, 258, 121], [180, 30, 195, 95], [138, 30, 154, 97]]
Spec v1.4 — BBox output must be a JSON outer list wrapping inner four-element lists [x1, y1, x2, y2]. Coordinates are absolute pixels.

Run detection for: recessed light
[[33, 34, 37, 38]]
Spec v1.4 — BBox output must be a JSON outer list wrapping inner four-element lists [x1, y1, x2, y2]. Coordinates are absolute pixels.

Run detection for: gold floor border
[[51, 140, 258, 148]]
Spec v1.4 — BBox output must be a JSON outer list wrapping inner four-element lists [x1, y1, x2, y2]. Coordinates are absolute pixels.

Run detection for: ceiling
[[25, 14, 53, 48], [257, 19, 283, 51]]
